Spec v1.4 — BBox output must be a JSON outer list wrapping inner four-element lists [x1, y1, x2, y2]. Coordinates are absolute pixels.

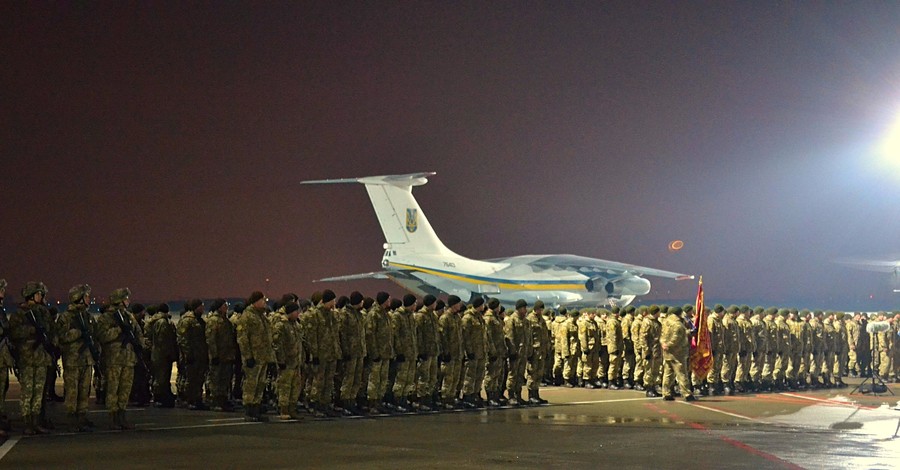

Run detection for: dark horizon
[[3, 3, 900, 310]]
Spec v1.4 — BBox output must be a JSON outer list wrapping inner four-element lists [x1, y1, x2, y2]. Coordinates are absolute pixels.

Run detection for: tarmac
[[1, 378, 898, 469]]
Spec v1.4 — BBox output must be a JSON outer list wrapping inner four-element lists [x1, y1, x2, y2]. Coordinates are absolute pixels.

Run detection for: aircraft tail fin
[[301, 172, 456, 256]]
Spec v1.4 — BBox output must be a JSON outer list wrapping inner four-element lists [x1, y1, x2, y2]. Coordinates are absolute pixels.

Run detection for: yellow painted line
[[389, 262, 587, 291], [677, 400, 761, 422]]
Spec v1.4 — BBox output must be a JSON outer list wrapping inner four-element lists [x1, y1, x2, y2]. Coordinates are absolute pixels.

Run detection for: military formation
[[1, 277, 899, 438]]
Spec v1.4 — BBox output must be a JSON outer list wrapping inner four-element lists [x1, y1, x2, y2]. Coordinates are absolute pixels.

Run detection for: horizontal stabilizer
[[314, 271, 391, 283]]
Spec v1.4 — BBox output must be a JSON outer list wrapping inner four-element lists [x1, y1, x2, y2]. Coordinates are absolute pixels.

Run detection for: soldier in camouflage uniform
[[760, 308, 779, 391], [338, 292, 366, 414], [526, 300, 550, 404], [822, 313, 837, 387], [95, 288, 140, 430], [10, 282, 55, 434], [832, 312, 848, 387], [641, 305, 662, 397], [206, 298, 237, 411], [413, 294, 439, 411], [556, 308, 580, 387], [504, 299, 531, 406], [438, 295, 464, 409], [58, 284, 98, 431], [749, 308, 767, 391], [734, 307, 755, 393], [364, 292, 394, 414], [177, 299, 209, 410], [606, 309, 624, 390], [631, 307, 648, 391], [621, 305, 636, 388], [389, 295, 418, 411], [661, 306, 695, 401], [551, 309, 568, 385], [460, 297, 486, 407], [541, 305, 555, 385], [808, 311, 825, 388], [146, 303, 178, 407], [846, 313, 861, 377], [271, 300, 305, 420], [578, 309, 599, 388], [237, 291, 275, 422], [128, 303, 151, 407], [718, 306, 739, 395], [308, 290, 341, 415], [0, 279, 13, 436], [785, 310, 803, 390], [483, 298, 507, 407]]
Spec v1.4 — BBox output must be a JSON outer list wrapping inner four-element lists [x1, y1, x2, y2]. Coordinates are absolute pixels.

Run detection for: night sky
[[3, 3, 900, 309]]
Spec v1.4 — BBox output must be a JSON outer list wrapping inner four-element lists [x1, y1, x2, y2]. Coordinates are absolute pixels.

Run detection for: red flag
[[690, 277, 713, 377]]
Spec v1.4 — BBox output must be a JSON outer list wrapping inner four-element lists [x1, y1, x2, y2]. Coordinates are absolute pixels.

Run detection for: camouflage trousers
[[392, 358, 416, 398], [276, 367, 300, 409], [526, 356, 544, 391], [809, 352, 824, 381], [208, 363, 233, 404], [822, 353, 835, 381], [415, 356, 437, 399], [340, 357, 363, 401], [761, 352, 776, 382], [0, 367, 7, 417], [643, 355, 661, 389], [773, 352, 788, 381], [311, 360, 336, 405], [622, 343, 635, 382], [63, 365, 92, 414], [506, 355, 526, 395], [847, 348, 859, 374], [833, 349, 848, 378], [367, 359, 389, 401], [461, 357, 485, 396], [735, 352, 752, 383], [439, 359, 462, 401], [749, 351, 764, 383], [561, 355, 578, 381], [721, 352, 738, 384], [598, 347, 609, 381], [786, 353, 802, 381], [633, 345, 645, 385], [105, 364, 134, 412], [707, 353, 724, 385], [662, 357, 691, 398], [580, 352, 599, 381], [543, 348, 554, 380], [242, 363, 267, 406], [878, 350, 893, 378], [181, 362, 208, 405], [19, 365, 47, 416], [607, 351, 623, 384], [484, 357, 504, 393], [151, 360, 174, 401]]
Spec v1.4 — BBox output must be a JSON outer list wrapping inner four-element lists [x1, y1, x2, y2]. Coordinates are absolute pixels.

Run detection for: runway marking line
[[0, 437, 21, 462], [645, 403, 805, 470], [779, 393, 879, 410], [564, 397, 657, 405]]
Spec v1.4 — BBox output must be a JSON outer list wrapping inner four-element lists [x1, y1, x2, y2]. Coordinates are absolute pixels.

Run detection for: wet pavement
[[1, 379, 898, 469]]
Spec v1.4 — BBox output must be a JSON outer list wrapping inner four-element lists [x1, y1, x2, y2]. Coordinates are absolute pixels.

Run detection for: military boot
[[0, 414, 11, 432], [244, 405, 257, 422], [109, 411, 122, 430], [506, 391, 520, 407], [23, 415, 37, 436], [645, 388, 660, 398], [278, 406, 293, 421], [119, 411, 135, 430], [416, 396, 432, 412], [68, 413, 85, 432], [486, 391, 500, 408], [534, 389, 549, 405]]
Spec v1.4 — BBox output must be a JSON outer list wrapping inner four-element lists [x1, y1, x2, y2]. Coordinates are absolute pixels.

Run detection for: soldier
[[822, 313, 837, 387], [808, 311, 825, 388], [892, 313, 899, 381], [460, 297, 486, 407], [128, 303, 151, 407], [640, 305, 662, 397], [660, 306, 696, 401], [95, 288, 140, 430], [237, 291, 275, 422], [146, 303, 178, 407], [10, 282, 55, 434], [595, 309, 609, 387], [874, 312, 893, 381], [206, 298, 237, 411], [308, 289, 342, 416], [413, 294, 439, 411], [749, 307, 768, 392], [632, 307, 648, 391], [364, 292, 393, 414], [0, 279, 12, 436], [504, 299, 531, 406], [483, 298, 507, 407], [271, 300, 305, 420], [606, 308, 624, 390], [785, 310, 803, 390], [525, 300, 550, 404], [176, 299, 209, 410], [719, 306, 740, 395], [437, 295, 463, 409], [338, 292, 367, 414], [57, 284, 98, 432], [798, 310, 813, 389], [557, 308, 580, 387], [541, 305, 555, 385], [229, 303, 246, 402], [760, 308, 779, 391], [577, 309, 600, 388], [846, 313, 861, 377], [551, 309, 568, 385], [704, 305, 724, 395], [621, 305, 636, 388], [832, 312, 848, 387], [384, 295, 415, 411], [734, 306, 755, 393]]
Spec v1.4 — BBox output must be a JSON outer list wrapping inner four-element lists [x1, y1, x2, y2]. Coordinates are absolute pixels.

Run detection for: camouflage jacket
[[606, 317, 624, 354], [206, 311, 237, 363], [484, 310, 507, 360], [146, 312, 178, 363], [526, 310, 551, 360], [96, 308, 139, 367], [57, 303, 96, 367], [438, 310, 463, 360], [237, 305, 275, 364], [177, 311, 209, 366], [413, 307, 440, 357], [338, 306, 366, 360], [389, 307, 417, 359], [364, 305, 394, 361], [9, 302, 55, 367], [660, 314, 688, 360], [460, 308, 485, 360], [271, 313, 303, 368]]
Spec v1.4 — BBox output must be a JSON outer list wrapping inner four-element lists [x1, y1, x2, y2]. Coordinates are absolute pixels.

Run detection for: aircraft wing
[[314, 271, 392, 282], [528, 255, 694, 280]]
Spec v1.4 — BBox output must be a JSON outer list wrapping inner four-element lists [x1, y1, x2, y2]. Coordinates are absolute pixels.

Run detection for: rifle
[[114, 309, 148, 370], [0, 310, 18, 379], [27, 307, 59, 357], [76, 311, 102, 366]]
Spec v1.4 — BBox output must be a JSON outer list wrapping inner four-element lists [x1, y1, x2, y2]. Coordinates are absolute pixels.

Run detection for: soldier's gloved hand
[[738, 352, 747, 358], [466, 352, 475, 361], [343, 354, 351, 361], [395, 354, 406, 363], [644, 353, 652, 360], [210, 357, 220, 366], [372, 357, 381, 363], [311, 357, 320, 365], [278, 363, 286, 371], [488, 355, 497, 361], [417, 354, 427, 361], [245, 358, 257, 369], [508, 353, 518, 361]]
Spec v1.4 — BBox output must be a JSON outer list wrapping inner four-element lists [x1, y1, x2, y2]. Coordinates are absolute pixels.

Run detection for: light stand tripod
[[851, 333, 894, 396]]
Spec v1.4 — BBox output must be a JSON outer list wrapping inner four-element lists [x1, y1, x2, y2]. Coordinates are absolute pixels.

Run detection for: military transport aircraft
[[301, 172, 693, 308]]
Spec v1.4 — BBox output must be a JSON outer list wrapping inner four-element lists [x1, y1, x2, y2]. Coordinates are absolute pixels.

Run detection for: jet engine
[[585, 276, 651, 296]]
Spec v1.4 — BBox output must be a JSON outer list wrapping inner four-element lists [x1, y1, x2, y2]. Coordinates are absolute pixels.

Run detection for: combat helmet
[[22, 281, 48, 299], [109, 287, 131, 306], [68, 284, 91, 303]]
